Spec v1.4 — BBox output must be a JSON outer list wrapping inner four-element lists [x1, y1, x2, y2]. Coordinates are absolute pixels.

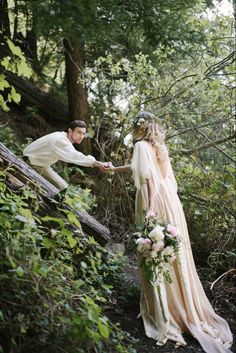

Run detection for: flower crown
[[132, 111, 156, 126]]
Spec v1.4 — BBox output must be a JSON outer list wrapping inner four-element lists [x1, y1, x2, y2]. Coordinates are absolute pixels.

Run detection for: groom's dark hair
[[64, 120, 86, 132]]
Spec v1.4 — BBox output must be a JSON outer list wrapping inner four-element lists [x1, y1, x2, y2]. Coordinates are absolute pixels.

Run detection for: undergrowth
[[0, 170, 136, 353]]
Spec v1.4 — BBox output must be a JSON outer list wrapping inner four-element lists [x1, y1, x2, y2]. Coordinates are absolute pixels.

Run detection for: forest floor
[[109, 254, 236, 353]]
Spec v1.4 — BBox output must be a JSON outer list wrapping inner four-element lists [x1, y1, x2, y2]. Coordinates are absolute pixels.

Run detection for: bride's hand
[[104, 162, 115, 171], [146, 209, 155, 219]]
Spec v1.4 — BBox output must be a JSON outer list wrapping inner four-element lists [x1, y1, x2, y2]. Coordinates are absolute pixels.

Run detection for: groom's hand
[[93, 161, 108, 172]]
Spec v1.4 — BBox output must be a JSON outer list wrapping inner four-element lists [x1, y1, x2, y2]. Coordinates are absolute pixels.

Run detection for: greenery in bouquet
[[135, 218, 180, 286]]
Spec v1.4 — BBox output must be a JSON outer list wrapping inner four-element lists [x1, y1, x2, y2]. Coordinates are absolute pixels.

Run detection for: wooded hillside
[[0, 0, 235, 352]]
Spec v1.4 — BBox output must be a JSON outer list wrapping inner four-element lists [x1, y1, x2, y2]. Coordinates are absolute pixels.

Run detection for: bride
[[108, 111, 233, 353]]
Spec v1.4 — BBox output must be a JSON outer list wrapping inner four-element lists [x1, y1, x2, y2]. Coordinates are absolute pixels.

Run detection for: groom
[[23, 120, 109, 194]]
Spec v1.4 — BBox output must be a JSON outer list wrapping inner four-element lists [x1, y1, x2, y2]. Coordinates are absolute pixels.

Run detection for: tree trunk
[[0, 0, 10, 37], [0, 0, 11, 59], [25, 14, 38, 72], [0, 141, 110, 245], [13, 0, 18, 41], [63, 38, 92, 154]]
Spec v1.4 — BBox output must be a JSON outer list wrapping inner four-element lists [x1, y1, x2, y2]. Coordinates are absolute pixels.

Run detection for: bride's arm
[[112, 164, 131, 172], [146, 176, 156, 218]]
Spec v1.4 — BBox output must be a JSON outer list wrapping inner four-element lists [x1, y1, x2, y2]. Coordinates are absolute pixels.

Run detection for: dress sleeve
[[157, 144, 170, 178], [53, 139, 96, 167], [131, 141, 151, 190], [157, 144, 169, 162], [158, 144, 178, 192]]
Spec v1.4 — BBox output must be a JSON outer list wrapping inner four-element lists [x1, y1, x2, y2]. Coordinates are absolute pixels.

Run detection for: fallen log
[[2, 70, 69, 123], [0, 142, 110, 245]]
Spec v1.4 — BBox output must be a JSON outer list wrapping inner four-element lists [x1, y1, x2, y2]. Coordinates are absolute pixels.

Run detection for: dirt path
[[114, 255, 236, 353]]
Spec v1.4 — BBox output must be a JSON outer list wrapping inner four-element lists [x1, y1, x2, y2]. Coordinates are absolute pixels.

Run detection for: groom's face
[[68, 127, 86, 144]]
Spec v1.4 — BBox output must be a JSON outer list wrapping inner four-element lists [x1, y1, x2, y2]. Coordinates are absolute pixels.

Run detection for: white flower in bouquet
[[149, 225, 165, 242], [136, 237, 152, 252], [152, 241, 165, 252], [166, 224, 178, 237], [162, 245, 174, 257], [150, 250, 159, 258], [136, 237, 144, 244]]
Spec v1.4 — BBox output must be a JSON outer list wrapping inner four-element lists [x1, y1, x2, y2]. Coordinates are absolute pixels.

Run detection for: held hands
[[93, 161, 114, 172], [93, 161, 130, 173], [103, 161, 115, 171]]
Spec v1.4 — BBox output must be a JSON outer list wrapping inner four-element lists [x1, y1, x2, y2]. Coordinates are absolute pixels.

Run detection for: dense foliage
[[0, 39, 32, 111], [0, 172, 136, 353], [83, 13, 235, 275]]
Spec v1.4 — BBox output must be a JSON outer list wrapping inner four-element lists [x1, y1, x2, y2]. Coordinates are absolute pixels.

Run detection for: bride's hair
[[133, 111, 165, 149]]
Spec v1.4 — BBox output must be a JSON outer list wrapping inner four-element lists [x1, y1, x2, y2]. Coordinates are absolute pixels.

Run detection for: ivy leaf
[[87, 306, 99, 322], [17, 60, 32, 78], [98, 319, 109, 339], [0, 94, 9, 111], [0, 75, 10, 91], [1, 56, 10, 69], [38, 265, 49, 277], [7, 39, 24, 58], [67, 212, 81, 227], [72, 313, 81, 325], [43, 237, 55, 249], [86, 328, 100, 341], [67, 233, 77, 248], [10, 86, 21, 104], [16, 266, 25, 277]]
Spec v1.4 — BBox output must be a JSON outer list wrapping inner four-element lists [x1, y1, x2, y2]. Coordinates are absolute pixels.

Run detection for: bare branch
[[204, 51, 236, 77], [180, 193, 235, 218], [210, 269, 236, 291], [195, 128, 236, 163], [180, 133, 236, 155], [141, 74, 198, 105], [167, 114, 233, 140]]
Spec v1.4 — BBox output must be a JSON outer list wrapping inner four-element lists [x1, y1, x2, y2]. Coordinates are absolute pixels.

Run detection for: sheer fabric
[[131, 140, 233, 352]]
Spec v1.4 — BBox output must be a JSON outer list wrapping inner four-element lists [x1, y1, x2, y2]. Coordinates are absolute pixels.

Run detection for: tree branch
[[180, 133, 236, 155], [141, 74, 198, 105], [204, 51, 236, 77], [194, 128, 236, 163], [167, 114, 233, 140], [180, 192, 235, 218], [140, 52, 235, 107]]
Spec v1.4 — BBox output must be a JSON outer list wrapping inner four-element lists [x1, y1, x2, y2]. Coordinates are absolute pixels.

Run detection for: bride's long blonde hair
[[133, 111, 165, 150]]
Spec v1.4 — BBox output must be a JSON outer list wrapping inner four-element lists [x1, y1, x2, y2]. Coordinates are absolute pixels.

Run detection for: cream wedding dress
[[131, 140, 233, 353]]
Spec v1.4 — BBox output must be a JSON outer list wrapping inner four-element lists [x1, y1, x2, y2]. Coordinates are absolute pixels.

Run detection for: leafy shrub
[[175, 157, 235, 276], [0, 126, 22, 155], [65, 184, 95, 212], [0, 171, 136, 353]]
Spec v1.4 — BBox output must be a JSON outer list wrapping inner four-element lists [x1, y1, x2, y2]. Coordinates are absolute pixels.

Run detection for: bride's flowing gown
[[131, 140, 233, 353]]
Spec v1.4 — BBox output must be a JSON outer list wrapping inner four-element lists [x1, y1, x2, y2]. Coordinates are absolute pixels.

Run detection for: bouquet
[[135, 219, 180, 322], [135, 218, 180, 287]]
